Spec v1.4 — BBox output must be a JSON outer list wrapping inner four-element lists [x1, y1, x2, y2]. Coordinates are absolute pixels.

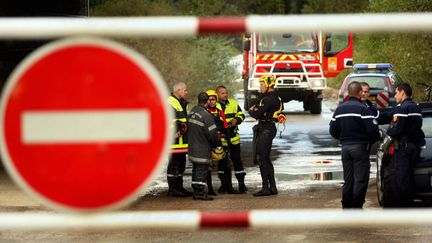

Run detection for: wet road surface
[[1, 98, 432, 242]]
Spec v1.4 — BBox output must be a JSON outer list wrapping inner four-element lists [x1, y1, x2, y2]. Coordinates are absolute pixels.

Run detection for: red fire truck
[[242, 32, 353, 114]]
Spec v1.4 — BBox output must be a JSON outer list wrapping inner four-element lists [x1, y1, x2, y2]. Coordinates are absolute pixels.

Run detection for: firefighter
[[216, 85, 247, 193], [205, 89, 239, 194], [248, 75, 283, 196], [188, 92, 220, 200], [167, 82, 192, 197], [377, 83, 425, 207], [330, 81, 380, 208]]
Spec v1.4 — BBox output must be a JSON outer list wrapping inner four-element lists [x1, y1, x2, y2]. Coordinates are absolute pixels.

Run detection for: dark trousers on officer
[[382, 143, 420, 208], [167, 153, 187, 191], [253, 122, 277, 194], [341, 144, 370, 208]]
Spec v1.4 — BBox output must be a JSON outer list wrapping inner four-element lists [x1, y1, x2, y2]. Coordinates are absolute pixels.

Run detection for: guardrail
[[1, 209, 432, 231], [0, 13, 431, 39]]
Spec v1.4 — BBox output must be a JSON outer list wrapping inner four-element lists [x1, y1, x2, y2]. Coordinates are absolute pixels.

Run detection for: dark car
[[376, 102, 432, 206], [338, 63, 404, 111]]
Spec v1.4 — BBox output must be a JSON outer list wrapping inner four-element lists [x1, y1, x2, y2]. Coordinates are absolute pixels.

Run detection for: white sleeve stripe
[[189, 119, 205, 127], [334, 113, 375, 119], [208, 124, 217, 131], [394, 113, 408, 117], [408, 113, 422, 117]]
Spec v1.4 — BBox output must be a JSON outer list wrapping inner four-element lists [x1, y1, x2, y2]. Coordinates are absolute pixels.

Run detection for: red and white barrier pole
[[0, 13, 431, 39], [1, 209, 432, 231]]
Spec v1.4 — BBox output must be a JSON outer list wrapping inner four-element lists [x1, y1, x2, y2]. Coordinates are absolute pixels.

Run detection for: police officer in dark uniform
[[330, 81, 380, 208], [378, 83, 425, 207], [249, 75, 283, 197]]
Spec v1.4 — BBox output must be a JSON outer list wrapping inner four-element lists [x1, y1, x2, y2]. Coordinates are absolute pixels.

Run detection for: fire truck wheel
[[310, 99, 322, 114]]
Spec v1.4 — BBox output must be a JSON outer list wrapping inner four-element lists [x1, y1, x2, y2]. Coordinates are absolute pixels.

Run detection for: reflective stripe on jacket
[[217, 98, 245, 146], [168, 95, 188, 149]]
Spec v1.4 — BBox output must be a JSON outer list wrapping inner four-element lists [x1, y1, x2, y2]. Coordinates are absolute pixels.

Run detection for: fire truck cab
[[242, 32, 353, 114]]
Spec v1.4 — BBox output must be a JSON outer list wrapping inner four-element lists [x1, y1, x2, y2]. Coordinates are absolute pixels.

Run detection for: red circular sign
[[0, 37, 172, 212]]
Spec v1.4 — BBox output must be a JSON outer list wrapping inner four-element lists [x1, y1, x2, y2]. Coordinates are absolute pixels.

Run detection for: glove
[[210, 146, 226, 161], [178, 122, 188, 135]]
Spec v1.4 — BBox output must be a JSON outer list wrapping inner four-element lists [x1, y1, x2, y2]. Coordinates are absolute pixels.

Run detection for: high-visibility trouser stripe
[[235, 171, 246, 175], [191, 181, 207, 186], [189, 156, 209, 163]]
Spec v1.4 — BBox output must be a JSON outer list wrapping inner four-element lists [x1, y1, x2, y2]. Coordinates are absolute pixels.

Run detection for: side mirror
[[325, 40, 332, 52], [243, 40, 251, 51]]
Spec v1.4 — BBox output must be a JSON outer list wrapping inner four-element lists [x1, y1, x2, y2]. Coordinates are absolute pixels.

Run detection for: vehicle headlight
[[312, 79, 325, 88]]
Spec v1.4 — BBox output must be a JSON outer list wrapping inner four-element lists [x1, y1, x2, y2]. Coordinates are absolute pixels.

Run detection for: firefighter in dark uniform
[[216, 85, 247, 193], [188, 92, 220, 200], [249, 75, 283, 196], [205, 89, 231, 195], [330, 81, 380, 208], [378, 83, 425, 207], [167, 82, 192, 197]]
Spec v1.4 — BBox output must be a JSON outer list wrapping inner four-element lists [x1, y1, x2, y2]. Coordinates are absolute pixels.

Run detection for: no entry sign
[[0, 37, 172, 212]]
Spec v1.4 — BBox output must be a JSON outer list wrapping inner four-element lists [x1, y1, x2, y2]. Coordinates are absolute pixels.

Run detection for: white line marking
[[22, 109, 150, 144]]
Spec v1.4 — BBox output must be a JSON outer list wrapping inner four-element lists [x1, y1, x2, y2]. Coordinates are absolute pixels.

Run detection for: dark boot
[[236, 173, 247, 193], [177, 176, 193, 196], [253, 166, 271, 197], [168, 176, 187, 197], [225, 170, 240, 194], [268, 165, 278, 195], [193, 186, 214, 201], [218, 173, 227, 193], [207, 171, 216, 196]]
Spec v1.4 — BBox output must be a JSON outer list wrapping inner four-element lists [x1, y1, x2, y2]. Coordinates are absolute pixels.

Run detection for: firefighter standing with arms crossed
[[188, 92, 220, 200], [216, 85, 247, 193], [167, 82, 193, 197], [377, 83, 425, 207], [249, 75, 283, 196]]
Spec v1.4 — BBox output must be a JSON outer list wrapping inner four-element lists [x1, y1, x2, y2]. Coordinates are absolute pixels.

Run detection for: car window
[[346, 76, 387, 90], [423, 117, 432, 137]]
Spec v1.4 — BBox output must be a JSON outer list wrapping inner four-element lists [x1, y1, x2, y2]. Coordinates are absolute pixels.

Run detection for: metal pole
[[0, 13, 430, 39], [1, 209, 432, 231]]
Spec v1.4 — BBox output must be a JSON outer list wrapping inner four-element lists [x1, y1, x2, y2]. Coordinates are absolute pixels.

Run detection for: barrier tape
[[0, 13, 431, 39], [2, 209, 432, 231]]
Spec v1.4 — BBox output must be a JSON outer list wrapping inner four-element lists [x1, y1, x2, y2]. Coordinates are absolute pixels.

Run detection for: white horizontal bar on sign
[[0, 17, 198, 39], [22, 109, 150, 144], [247, 13, 432, 33]]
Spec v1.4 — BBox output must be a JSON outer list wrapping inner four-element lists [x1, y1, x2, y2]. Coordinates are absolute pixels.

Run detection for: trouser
[[217, 143, 246, 186], [192, 162, 208, 194], [382, 143, 420, 208], [341, 144, 370, 208], [167, 152, 186, 182], [253, 122, 277, 190]]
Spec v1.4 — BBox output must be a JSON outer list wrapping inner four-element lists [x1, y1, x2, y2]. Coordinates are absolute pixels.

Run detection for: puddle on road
[[276, 171, 344, 182]]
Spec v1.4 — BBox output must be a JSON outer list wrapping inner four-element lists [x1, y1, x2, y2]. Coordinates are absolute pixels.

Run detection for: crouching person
[[188, 92, 220, 200]]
